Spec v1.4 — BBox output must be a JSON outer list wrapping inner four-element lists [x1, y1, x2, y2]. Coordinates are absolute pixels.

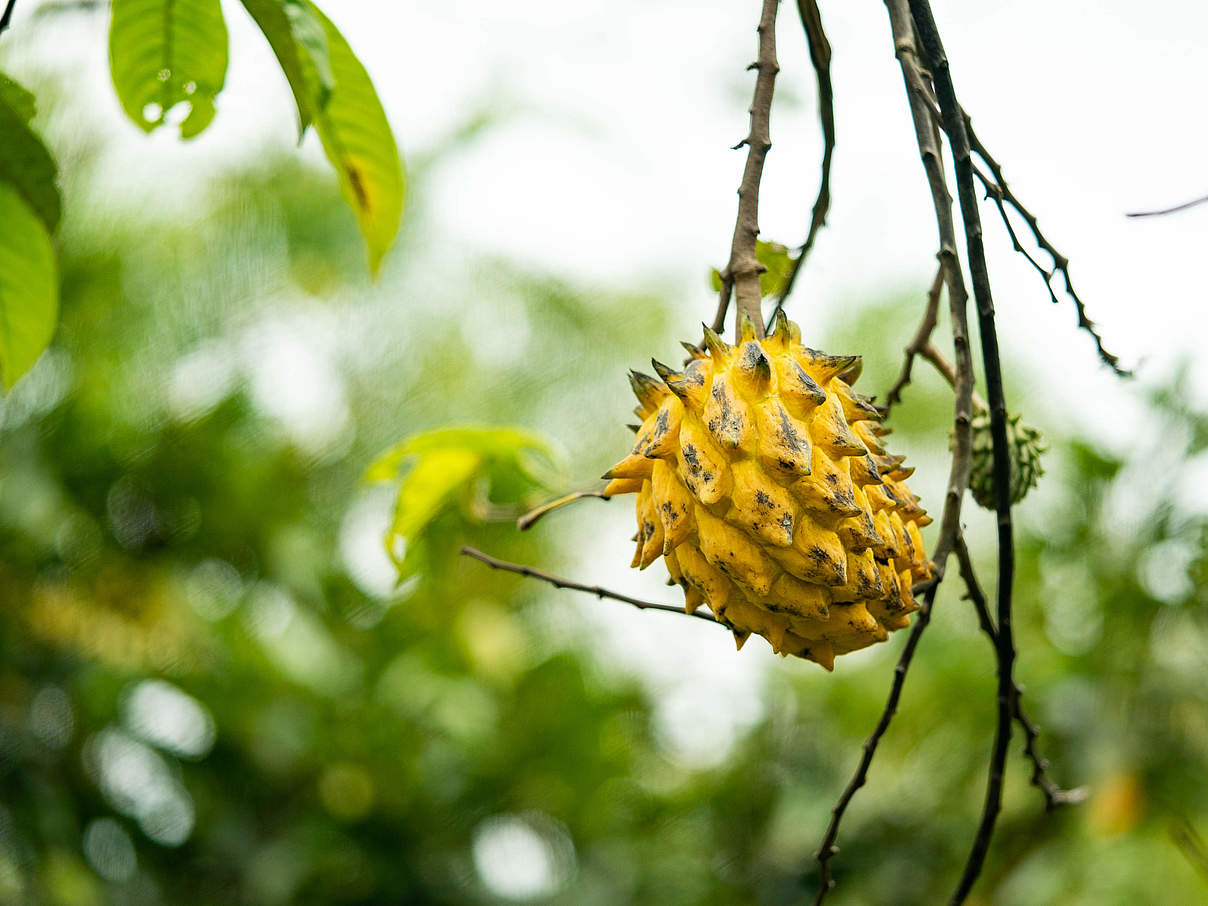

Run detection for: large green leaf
[[108, 0, 230, 138], [0, 72, 60, 232], [242, 0, 404, 274], [0, 185, 58, 390]]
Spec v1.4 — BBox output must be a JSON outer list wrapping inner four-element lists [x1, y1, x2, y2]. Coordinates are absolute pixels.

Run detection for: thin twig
[[516, 490, 610, 532], [811, 8, 977, 902], [811, 580, 938, 905], [460, 546, 720, 624], [911, 337, 989, 413], [883, 264, 944, 414], [767, 0, 834, 330], [0, 0, 17, 37], [907, 4, 1019, 904], [721, 0, 781, 342], [1127, 192, 1208, 218], [955, 534, 1085, 812], [961, 116, 1128, 376]]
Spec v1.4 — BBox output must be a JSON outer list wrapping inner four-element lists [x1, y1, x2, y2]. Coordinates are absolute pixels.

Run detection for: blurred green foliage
[[0, 54, 1206, 906]]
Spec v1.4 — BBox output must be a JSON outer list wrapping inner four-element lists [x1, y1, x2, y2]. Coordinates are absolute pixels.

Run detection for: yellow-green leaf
[[309, 4, 404, 275], [0, 72, 61, 232], [108, 0, 229, 139], [0, 185, 58, 390], [387, 449, 482, 561]]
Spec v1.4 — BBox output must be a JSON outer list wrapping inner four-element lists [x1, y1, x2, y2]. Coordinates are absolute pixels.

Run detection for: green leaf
[[241, 1, 404, 274], [239, 0, 333, 134], [0, 73, 61, 232], [309, 4, 404, 275], [108, 0, 229, 139], [756, 240, 793, 299], [0, 73, 38, 123], [0, 185, 58, 390], [368, 426, 562, 566], [387, 448, 483, 560]]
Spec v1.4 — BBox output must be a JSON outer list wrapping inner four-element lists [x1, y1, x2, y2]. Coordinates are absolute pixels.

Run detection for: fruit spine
[[603, 312, 933, 670]]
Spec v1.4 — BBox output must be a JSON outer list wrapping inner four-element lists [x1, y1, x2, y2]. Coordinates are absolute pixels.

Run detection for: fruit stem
[[721, 0, 780, 343]]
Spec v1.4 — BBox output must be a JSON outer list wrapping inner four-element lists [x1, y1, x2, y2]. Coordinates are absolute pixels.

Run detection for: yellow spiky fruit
[[603, 312, 933, 670]]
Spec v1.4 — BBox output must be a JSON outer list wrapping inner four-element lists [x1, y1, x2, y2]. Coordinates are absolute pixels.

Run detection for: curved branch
[[962, 117, 1128, 376]]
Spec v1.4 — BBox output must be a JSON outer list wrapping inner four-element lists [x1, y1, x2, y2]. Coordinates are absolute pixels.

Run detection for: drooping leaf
[[0, 72, 61, 232], [239, 0, 333, 134], [0, 185, 58, 390], [108, 0, 230, 139], [241, 1, 404, 274], [310, 4, 404, 275]]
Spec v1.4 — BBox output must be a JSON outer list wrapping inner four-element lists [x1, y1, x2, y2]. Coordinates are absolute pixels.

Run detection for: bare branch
[[721, 0, 781, 342], [811, 581, 938, 905], [963, 116, 1129, 376], [767, 0, 835, 330], [1127, 192, 1208, 218], [516, 490, 610, 532], [906, 4, 1020, 904], [811, 7, 978, 902], [955, 534, 1086, 812], [460, 546, 721, 624], [883, 264, 944, 415]]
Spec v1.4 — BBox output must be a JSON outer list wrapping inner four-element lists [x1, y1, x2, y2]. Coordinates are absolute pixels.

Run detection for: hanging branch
[[767, 0, 834, 329], [719, 0, 781, 342], [812, 6, 977, 902], [460, 546, 721, 624], [906, 4, 1020, 905], [961, 118, 1128, 376], [954, 534, 1085, 812]]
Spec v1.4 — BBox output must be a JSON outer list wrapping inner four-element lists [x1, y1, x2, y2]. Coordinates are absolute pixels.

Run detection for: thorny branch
[[721, 0, 781, 342], [907, 3, 1020, 905], [963, 117, 1128, 376], [811, 5, 977, 902], [461, 546, 722, 625], [954, 534, 1086, 812], [766, 0, 834, 331]]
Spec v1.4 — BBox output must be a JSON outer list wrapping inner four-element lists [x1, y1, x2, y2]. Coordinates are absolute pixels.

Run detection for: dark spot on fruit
[[825, 473, 838, 486], [755, 490, 773, 507], [683, 445, 701, 474]]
